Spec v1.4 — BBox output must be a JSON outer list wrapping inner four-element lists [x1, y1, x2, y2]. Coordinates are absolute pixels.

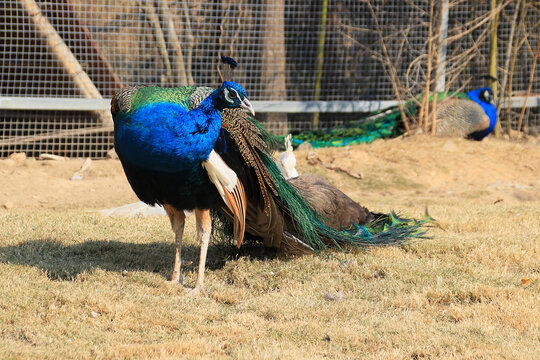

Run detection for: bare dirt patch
[[1, 135, 539, 212]]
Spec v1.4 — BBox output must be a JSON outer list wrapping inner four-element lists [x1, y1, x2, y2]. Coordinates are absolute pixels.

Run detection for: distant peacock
[[292, 88, 497, 148], [111, 59, 432, 293]]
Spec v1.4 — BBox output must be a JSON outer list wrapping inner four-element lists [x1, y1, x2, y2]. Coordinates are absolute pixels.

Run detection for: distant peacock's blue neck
[[483, 104, 497, 134], [466, 89, 497, 138]]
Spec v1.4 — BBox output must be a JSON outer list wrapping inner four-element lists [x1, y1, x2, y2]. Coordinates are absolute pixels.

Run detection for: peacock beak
[[241, 98, 255, 116]]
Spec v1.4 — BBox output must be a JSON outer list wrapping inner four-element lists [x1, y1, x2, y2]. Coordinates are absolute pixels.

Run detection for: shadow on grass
[[0, 239, 280, 281]]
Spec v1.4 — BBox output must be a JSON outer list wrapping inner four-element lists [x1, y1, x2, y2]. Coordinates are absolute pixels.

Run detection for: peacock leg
[[163, 204, 186, 284], [188, 208, 211, 295]]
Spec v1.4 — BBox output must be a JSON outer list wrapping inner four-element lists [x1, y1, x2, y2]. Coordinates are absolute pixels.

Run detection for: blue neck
[[466, 88, 497, 137], [194, 90, 221, 116]]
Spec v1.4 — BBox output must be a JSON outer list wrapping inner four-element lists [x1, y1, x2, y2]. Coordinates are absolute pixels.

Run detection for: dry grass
[[0, 136, 539, 359]]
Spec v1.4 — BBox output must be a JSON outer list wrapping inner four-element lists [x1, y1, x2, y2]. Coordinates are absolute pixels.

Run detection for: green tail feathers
[[258, 145, 435, 255], [353, 209, 438, 246], [287, 103, 415, 148], [291, 114, 401, 148]]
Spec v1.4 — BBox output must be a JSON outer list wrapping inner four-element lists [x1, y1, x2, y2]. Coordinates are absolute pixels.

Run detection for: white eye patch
[[223, 88, 238, 104]]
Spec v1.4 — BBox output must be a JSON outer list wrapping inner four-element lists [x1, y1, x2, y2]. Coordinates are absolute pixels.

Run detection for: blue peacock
[[111, 61, 432, 293], [291, 87, 497, 148]]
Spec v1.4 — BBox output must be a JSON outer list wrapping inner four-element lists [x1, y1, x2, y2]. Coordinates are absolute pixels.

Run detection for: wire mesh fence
[[0, 110, 112, 157], [0, 0, 538, 157]]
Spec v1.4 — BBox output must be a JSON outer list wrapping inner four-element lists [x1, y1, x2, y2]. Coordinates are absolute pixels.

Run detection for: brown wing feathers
[[221, 108, 278, 215]]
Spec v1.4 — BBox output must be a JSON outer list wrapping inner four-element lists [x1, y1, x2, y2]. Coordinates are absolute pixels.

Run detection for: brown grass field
[[0, 135, 539, 359]]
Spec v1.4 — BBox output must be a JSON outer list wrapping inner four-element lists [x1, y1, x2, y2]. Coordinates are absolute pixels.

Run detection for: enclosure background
[[1, 0, 538, 157]]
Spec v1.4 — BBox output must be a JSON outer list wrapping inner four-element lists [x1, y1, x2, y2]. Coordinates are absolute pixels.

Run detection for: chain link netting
[[1, 0, 538, 157]]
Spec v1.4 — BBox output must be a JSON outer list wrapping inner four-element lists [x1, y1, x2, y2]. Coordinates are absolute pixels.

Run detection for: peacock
[[291, 87, 497, 148], [111, 60, 432, 293]]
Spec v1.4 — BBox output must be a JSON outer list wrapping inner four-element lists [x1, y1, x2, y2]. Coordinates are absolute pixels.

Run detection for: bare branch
[[517, 40, 539, 133], [446, 0, 513, 43]]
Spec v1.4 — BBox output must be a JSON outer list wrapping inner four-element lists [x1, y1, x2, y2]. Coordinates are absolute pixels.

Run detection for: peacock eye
[[229, 90, 237, 99], [483, 90, 489, 100]]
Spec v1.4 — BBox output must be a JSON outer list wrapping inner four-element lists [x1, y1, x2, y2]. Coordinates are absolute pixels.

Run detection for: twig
[[431, 1, 448, 135], [444, 27, 489, 89], [422, 1, 434, 133], [364, 0, 410, 133], [217, 1, 243, 83], [18, 0, 112, 127], [322, 162, 363, 180], [516, 39, 539, 134], [445, 0, 513, 43], [259, 0, 288, 135], [19, 0, 101, 98], [158, 0, 188, 86], [181, 1, 195, 85], [217, 1, 231, 83], [405, 54, 428, 104], [229, 3, 243, 54], [313, 0, 328, 131], [306, 152, 363, 179], [506, 1, 528, 132], [140, 0, 172, 86], [443, 17, 490, 91], [497, 0, 521, 134], [489, 0, 500, 136]]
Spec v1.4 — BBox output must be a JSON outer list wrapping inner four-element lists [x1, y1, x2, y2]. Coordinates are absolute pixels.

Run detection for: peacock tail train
[[258, 144, 434, 254], [289, 89, 496, 148], [214, 107, 436, 255]]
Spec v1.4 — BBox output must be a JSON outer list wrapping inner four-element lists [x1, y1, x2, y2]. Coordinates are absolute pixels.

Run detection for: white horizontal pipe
[[0, 97, 111, 111], [0, 96, 538, 112]]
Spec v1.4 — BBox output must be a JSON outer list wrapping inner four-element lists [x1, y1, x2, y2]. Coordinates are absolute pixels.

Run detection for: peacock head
[[216, 81, 255, 116], [468, 87, 495, 106]]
